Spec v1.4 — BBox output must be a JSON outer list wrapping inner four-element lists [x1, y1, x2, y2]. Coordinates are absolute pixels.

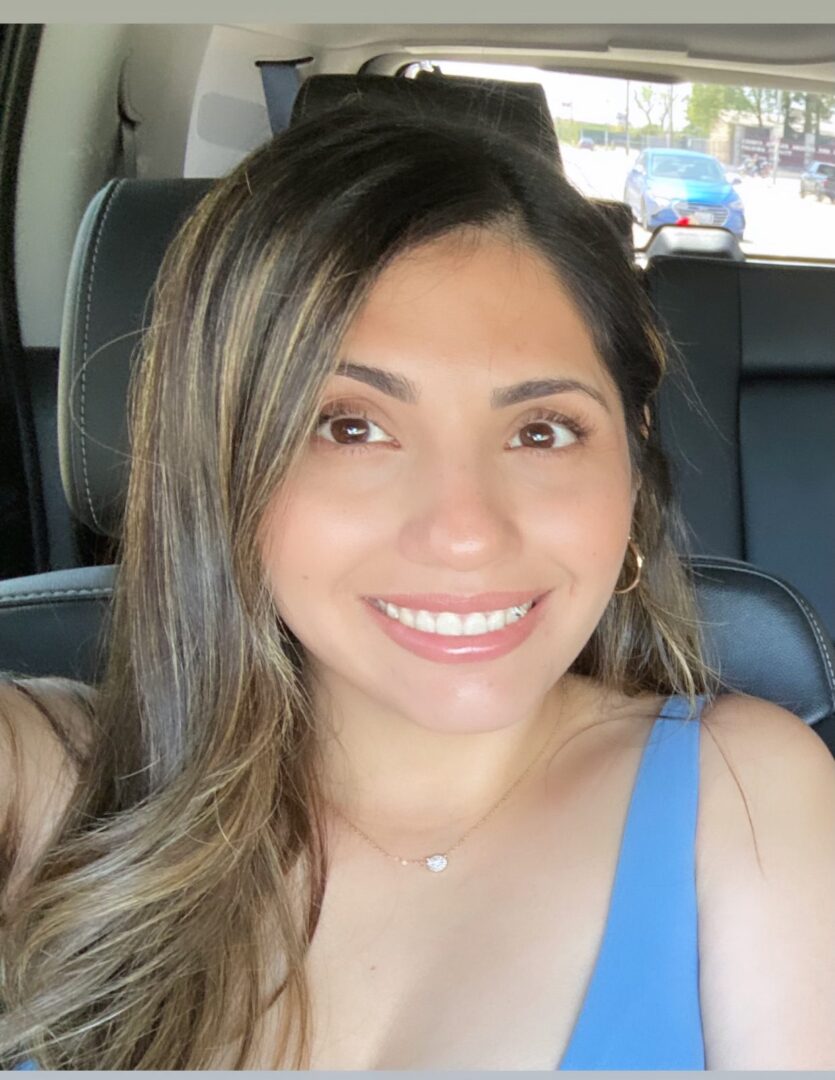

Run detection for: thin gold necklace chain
[[331, 724, 557, 873]]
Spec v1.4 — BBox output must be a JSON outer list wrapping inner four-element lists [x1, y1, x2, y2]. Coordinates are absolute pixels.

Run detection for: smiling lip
[[363, 590, 550, 614], [362, 590, 552, 664]]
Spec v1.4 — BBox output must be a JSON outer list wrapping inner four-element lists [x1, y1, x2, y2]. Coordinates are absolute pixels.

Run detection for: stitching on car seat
[[0, 587, 113, 606], [792, 593, 835, 704], [695, 559, 835, 710], [81, 179, 126, 535], [697, 559, 835, 702]]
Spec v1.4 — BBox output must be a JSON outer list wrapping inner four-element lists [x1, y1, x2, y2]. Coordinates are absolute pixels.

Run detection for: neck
[[313, 673, 595, 847]]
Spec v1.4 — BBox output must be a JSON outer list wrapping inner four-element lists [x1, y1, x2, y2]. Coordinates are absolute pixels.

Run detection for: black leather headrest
[[59, 178, 213, 536], [645, 224, 744, 262], [290, 72, 562, 166]]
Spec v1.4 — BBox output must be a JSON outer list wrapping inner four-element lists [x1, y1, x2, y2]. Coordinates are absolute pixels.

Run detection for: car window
[[420, 60, 835, 260]]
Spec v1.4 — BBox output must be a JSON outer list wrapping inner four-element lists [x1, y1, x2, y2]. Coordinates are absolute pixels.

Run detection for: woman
[[1, 100, 834, 1070]]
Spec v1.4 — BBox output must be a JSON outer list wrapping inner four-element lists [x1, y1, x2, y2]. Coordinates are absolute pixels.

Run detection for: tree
[[795, 92, 835, 135], [684, 83, 779, 136], [632, 83, 667, 130], [685, 83, 835, 145], [686, 83, 727, 136], [723, 85, 779, 129], [722, 86, 834, 137], [812, 94, 835, 136]]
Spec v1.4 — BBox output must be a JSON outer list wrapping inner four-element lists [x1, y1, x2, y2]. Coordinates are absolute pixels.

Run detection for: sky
[[436, 60, 694, 130]]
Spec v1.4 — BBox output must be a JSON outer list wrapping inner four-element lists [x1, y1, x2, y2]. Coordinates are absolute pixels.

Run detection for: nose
[[398, 457, 522, 570]]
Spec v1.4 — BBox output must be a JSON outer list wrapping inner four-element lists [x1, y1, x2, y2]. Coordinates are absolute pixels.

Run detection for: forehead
[[341, 231, 610, 392]]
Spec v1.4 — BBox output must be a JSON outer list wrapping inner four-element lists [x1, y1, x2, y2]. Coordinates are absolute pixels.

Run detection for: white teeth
[[462, 612, 488, 635], [416, 610, 436, 633], [372, 599, 535, 636], [435, 612, 469, 636]]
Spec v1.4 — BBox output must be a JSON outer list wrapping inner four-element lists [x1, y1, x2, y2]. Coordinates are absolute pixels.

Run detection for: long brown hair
[[0, 99, 716, 1069]]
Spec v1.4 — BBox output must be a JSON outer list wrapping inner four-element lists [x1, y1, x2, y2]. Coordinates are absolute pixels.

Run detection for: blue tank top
[[12, 694, 706, 1072], [557, 693, 706, 1069]]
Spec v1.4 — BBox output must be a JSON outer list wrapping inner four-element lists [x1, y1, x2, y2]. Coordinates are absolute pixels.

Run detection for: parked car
[[800, 160, 835, 201], [818, 174, 835, 202], [577, 136, 595, 150], [623, 148, 745, 238]]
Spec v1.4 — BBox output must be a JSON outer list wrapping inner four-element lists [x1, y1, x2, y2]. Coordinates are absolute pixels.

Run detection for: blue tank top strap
[[558, 693, 706, 1070]]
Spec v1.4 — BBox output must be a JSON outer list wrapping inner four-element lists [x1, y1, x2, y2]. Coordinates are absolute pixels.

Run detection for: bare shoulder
[[696, 692, 835, 1068], [0, 675, 96, 778], [697, 692, 835, 872], [0, 676, 97, 909], [700, 689, 833, 761]]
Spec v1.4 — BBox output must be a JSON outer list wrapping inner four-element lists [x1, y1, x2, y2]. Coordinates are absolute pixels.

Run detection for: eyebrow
[[334, 361, 610, 412]]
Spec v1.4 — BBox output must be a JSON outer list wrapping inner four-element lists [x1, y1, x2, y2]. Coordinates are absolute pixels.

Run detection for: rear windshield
[[409, 60, 835, 261], [648, 155, 726, 183]]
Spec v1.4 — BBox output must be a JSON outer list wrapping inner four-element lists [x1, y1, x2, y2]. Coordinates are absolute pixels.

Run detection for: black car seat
[[290, 70, 562, 164], [644, 224, 744, 263], [648, 255, 835, 643]]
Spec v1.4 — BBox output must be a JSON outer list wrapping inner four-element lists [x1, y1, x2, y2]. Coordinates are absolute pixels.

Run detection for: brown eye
[[519, 421, 568, 450], [509, 412, 585, 452], [314, 406, 392, 450], [329, 416, 371, 444]]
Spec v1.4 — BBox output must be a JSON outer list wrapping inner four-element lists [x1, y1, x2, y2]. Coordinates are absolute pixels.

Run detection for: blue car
[[624, 148, 745, 239]]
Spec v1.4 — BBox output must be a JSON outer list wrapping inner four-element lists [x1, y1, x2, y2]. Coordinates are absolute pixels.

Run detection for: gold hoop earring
[[614, 538, 644, 595]]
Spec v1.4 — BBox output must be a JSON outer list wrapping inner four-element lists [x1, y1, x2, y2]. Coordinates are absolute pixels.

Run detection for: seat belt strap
[[256, 58, 313, 133]]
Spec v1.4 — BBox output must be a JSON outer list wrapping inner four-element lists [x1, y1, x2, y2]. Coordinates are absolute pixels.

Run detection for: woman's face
[[259, 230, 636, 737]]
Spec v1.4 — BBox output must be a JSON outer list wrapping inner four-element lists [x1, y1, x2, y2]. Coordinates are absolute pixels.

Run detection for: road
[[561, 144, 835, 260]]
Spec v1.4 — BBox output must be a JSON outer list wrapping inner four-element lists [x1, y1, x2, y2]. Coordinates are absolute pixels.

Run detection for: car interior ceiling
[[0, 26, 833, 756]]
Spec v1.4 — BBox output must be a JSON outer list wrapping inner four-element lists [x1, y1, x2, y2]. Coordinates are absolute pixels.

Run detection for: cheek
[[259, 494, 323, 607], [521, 451, 635, 565], [257, 484, 373, 625], [259, 451, 413, 604]]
